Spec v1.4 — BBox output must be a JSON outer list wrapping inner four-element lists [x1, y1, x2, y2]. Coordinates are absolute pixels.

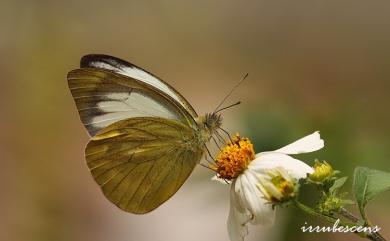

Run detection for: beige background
[[1, 1, 389, 241]]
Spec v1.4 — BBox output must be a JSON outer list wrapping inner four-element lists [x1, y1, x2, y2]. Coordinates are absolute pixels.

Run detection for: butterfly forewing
[[86, 117, 203, 213], [68, 68, 196, 136], [80, 54, 198, 118]]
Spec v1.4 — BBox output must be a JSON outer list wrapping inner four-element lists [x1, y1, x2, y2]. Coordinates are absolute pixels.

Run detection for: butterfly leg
[[218, 127, 233, 143]]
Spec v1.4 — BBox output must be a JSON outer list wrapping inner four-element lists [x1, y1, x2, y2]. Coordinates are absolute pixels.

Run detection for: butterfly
[[67, 54, 233, 214]]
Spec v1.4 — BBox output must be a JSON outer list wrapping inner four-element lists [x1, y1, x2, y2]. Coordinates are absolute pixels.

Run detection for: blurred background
[[1, 0, 390, 241]]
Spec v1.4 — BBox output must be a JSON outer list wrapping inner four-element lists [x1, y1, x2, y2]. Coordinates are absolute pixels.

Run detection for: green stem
[[337, 208, 386, 241], [338, 207, 359, 223], [293, 199, 338, 224]]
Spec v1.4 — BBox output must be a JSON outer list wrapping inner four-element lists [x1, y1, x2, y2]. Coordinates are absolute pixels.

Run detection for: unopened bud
[[309, 160, 334, 183]]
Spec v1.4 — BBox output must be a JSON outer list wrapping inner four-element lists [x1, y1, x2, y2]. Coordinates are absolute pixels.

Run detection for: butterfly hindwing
[[85, 117, 204, 214]]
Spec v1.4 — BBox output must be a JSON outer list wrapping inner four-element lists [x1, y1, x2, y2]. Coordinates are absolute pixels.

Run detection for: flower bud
[[309, 160, 334, 183], [318, 195, 354, 214]]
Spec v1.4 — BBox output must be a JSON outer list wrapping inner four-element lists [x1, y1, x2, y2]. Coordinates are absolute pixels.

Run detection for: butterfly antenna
[[213, 73, 248, 113], [215, 101, 241, 113]]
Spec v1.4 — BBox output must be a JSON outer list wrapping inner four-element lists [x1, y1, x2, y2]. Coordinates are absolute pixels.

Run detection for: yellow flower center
[[212, 134, 255, 180], [257, 168, 297, 203], [270, 175, 296, 202]]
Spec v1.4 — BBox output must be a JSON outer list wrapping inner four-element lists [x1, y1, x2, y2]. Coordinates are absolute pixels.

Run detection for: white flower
[[213, 131, 324, 241]]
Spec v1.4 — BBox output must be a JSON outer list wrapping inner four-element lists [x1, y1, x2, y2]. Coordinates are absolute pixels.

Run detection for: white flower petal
[[228, 182, 250, 241], [250, 152, 313, 179], [236, 170, 275, 226], [227, 207, 247, 241], [272, 131, 324, 155]]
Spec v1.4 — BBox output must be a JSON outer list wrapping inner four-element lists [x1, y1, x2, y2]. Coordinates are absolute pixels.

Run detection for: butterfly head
[[200, 112, 222, 134]]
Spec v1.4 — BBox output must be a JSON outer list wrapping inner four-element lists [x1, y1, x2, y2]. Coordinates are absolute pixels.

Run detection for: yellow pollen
[[212, 133, 255, 180]]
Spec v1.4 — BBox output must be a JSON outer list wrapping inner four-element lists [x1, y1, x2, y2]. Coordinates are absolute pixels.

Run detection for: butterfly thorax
[[184, 113, 221, 153]]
